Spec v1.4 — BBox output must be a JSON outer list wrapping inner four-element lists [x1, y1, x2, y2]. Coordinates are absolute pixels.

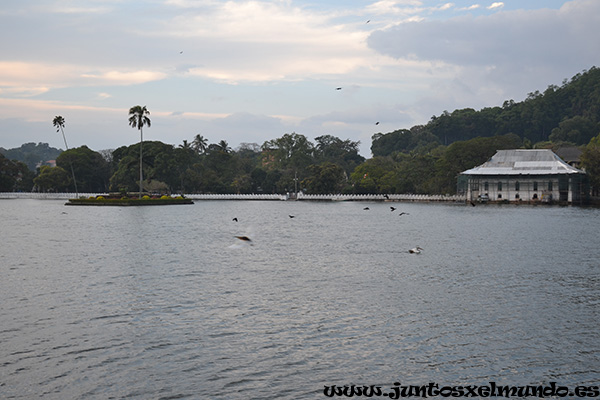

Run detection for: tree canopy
[[3, 67, 600, 196]]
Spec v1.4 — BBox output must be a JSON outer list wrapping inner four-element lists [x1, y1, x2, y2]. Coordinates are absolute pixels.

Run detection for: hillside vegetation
[[1, 67, 600, 195]]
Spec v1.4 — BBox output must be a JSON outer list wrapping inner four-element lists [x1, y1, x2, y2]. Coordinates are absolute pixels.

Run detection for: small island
[[65, 194, 194, 206]]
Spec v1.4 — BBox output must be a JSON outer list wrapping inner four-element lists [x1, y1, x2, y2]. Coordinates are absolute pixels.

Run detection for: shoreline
[[1, 192, 597, 205]]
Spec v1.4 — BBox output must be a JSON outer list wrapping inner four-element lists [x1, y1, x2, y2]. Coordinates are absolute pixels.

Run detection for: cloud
[[0, 61, 167, 98], [459, 4, 480, 11], [0, 62, 75, 92], [364, 0, 600, 121], [487, 2, 504, 10], [0, 97, 125, 122], [81, 70, 167, 85], [154, 1, 375, 83], [367, 1, 600, 70]]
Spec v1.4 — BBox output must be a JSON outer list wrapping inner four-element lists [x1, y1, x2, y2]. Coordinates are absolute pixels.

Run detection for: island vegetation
[[1, 67, 600, 196]]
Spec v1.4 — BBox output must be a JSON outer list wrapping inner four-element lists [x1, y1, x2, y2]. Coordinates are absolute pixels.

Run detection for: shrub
[[96, 196, 105, 200], [161, 195, 170, 199], [142, 195, 150, 200]]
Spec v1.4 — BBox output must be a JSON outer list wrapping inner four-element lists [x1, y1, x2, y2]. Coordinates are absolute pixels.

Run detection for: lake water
[[1, 199, 599, 399]]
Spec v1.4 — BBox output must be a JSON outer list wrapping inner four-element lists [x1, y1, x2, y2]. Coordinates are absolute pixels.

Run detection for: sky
[[1, 0, 599, 157]]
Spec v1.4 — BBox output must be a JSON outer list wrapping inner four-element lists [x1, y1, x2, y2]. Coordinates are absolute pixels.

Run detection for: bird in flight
[[390, 206, 396, 212], [235, 236, 251, 242], [375, 122, 380, 125], [363, 207, 370, 210], [398, 212, 409, 216], [409, 246, 423, 254], [232, 217, 238, 222], [289, 215, 295, 218], [335, 87, 342, 90]]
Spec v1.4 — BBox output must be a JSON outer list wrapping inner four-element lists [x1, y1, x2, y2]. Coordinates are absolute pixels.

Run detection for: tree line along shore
[[2, 67, 600, 197]]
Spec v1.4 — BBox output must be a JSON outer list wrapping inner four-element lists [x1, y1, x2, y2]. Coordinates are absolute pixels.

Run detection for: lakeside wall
[[0, 192, 465, 202]]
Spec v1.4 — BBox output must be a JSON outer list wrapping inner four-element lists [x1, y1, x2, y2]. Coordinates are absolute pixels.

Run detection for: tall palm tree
[[52, 115, 78, 196], [128, 105, 151, 198], [192, 134, 208, 154]]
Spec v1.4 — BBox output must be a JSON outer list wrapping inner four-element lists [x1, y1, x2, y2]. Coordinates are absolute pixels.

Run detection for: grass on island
[[66, 194, 194, 206]]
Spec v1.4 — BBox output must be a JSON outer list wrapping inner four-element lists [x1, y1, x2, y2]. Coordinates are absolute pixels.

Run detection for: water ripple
[[1, 201, 599, 398]]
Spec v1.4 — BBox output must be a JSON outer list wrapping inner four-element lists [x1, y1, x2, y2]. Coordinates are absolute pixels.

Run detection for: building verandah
[[458, 174, 589, 204]]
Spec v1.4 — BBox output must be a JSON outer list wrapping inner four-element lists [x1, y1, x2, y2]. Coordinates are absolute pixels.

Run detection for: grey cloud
[[367, 0, 600, 72]]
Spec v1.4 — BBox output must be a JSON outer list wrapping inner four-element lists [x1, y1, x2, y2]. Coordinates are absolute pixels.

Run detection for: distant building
[[36, 159, 57, 169], [554, 146, 583, 169], [458, 149, 589, 204]]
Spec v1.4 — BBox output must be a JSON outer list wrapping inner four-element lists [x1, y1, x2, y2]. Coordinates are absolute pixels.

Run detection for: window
[[515, 181, 520, 191], [548, 181, 553, 191], [498, 182, 502, 191], [484, 182, 489, 191], [533, 181, 538, 191]]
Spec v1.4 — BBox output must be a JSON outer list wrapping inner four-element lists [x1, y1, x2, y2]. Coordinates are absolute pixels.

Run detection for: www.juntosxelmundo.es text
[[323, 382, 600, 398]]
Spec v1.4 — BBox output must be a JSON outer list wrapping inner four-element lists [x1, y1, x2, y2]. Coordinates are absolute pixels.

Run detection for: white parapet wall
[[0, 192, 465, 202]]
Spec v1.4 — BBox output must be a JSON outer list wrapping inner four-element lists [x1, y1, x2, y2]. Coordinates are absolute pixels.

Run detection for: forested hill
[[0, 142, 62, 171], [372, 67, 600, 156]]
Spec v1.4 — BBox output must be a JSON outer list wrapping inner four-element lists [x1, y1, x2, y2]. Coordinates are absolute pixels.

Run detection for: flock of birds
[[231, 205, 423, 254]]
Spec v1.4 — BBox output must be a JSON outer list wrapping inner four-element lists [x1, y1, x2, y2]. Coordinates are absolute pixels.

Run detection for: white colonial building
[[459, 149, 589, 204]]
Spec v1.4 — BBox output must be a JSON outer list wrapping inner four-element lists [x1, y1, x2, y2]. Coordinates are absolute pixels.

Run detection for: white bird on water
[[409, 246, 423, 254]]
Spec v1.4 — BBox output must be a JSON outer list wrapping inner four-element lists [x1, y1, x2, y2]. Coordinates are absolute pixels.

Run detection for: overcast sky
[[1, 0, 598, 157]]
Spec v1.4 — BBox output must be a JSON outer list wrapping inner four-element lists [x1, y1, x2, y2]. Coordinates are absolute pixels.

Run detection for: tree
[[0, 142, 61, 171], [302, 162, 346, 194], [435, 133, 522, 193], [56, 146, 111, 192], [314, 134, 365, 175], [192, 134, 208, 154], [217, 140, 231, 153], [110, 141, 175, 193], [179, 140, 192, 150], [34, 166, 71, 192], [581, 134, 600, 195], [128, 105, 151, 198], [0, 153, 33, 191], [52, 116, 78, 195], [261, 133, 314, 171], [549, 116, 599, 145], [350, 156, 397, 194]]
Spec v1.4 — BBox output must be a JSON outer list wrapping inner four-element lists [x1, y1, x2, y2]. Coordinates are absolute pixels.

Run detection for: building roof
[[461, 149, 585, 176], [554, 146, 582, 163]]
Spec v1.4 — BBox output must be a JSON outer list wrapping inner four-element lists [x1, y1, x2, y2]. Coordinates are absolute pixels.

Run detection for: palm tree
[[179, 140, 192, 150], [128, 105, 151, 198], [217, 140, 231, 153], [52, 115, 78, 196], [192, 134, 208, 154]]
